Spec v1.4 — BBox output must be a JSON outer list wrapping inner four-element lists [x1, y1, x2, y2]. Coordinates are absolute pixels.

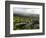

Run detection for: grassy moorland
[[13, 15, 39, 30]]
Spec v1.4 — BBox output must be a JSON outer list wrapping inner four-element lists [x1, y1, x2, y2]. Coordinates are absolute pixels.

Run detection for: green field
[[13, 15, 39, 30]]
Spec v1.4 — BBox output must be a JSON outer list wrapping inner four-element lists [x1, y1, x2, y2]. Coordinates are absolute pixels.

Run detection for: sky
[[13, 4, 42, 16]]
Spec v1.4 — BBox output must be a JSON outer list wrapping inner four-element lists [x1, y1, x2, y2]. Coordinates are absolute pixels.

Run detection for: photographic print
[[13, 5, 39, 30], [5, 1, 45, 37]]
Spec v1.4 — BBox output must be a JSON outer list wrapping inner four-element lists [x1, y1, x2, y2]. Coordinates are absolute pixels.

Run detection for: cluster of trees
[[13, 16, 32, 23]]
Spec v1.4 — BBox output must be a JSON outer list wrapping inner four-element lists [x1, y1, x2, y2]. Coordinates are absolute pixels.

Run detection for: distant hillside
[[14, 13, 39, 17]]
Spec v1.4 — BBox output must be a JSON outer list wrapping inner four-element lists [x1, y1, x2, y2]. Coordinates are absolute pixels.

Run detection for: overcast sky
[[13, 4, 41, 16]]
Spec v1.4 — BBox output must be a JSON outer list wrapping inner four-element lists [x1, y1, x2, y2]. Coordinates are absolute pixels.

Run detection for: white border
[[10, 4, 43, 34]]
